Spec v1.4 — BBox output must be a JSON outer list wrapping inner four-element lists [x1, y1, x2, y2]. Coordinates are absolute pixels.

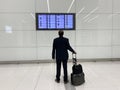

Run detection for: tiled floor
[[0, 61, 120, 90]]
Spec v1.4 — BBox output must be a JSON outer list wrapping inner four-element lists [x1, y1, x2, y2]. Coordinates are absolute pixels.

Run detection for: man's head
[[58, 30, 64, 37]]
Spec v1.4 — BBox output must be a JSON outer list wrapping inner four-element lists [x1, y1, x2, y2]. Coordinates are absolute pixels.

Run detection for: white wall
[[0, 0, 120, 61]]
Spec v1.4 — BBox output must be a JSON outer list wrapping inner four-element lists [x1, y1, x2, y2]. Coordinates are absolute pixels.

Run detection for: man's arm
[[52, 39, 56, 59], [66, 39, 76, 54]]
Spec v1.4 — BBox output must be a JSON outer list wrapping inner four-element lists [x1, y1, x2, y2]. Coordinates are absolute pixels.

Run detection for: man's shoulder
[[54, 37, 69, 41], [54, 37, 59, 40], [63, 37, 69, 41]]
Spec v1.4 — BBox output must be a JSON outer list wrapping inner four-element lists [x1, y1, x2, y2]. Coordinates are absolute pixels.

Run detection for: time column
[[38, 15, 47, 29], [48, 15, 56, 29], [56, 15, 64, 29]]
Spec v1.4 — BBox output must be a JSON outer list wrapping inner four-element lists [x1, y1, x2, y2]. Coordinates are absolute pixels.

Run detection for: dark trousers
[[56, 59, 68, 81]]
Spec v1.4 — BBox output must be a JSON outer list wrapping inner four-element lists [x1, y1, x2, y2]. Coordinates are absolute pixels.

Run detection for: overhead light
[[47, 0, 50, 12], [67, 0, 75, 13], [76, 7, 85, 17], [83, 7, 98, 19], [30, 13, 35, 20], [87, 15, 99, 23]]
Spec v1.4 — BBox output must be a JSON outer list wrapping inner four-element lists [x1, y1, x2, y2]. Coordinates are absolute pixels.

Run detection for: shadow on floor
[[64, 82, 76, 90]]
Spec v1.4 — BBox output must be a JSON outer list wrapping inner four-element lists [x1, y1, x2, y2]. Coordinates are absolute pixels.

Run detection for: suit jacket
[[52, 36, 75, 60]]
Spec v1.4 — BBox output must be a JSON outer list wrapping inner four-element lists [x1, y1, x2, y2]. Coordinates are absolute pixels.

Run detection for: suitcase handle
[[72, 53, 77, 64], [72, 53, 76, 58]]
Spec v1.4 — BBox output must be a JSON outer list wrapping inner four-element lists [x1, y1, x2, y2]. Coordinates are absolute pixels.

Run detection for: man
[[52, 30, 76, 84]]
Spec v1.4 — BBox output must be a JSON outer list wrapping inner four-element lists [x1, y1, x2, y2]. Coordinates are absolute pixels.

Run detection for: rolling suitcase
[[72, 63, 83, 74], [71, 54, 85, 86]]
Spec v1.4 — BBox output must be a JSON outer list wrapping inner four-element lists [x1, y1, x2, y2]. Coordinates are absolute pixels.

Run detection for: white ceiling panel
[[0, 0, 35, 12], [36, 0, 48, 12], [76, 0, 112, 14], [36, 0, 76, 13]]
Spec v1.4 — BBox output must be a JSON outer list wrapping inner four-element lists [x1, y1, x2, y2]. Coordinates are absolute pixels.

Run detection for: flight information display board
[[36, 13, 75, 30]]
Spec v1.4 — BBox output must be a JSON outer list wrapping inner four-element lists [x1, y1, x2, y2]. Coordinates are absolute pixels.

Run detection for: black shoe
[[64, 80, 69, 84], [55, 79, 60, 83]]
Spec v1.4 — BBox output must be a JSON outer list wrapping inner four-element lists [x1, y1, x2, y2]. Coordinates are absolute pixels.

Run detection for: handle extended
[[72, 53, 77, 59], [72, 53, 77, 64]]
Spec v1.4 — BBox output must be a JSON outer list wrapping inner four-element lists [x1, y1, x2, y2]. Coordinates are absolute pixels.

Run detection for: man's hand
[[52, 57, 55, 60], [73, 51, 76, 54]]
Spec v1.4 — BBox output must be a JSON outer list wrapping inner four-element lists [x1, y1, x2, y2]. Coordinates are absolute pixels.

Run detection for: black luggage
[[72, 64, 83, 74], [71, 54, 85, 86], [71, 72, 85, 85]]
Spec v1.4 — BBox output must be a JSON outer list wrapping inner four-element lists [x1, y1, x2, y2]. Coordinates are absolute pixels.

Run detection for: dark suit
[[52, 36, 75, 81]]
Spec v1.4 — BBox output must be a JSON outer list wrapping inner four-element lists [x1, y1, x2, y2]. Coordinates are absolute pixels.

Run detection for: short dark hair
[[58, 30, 64, 36]]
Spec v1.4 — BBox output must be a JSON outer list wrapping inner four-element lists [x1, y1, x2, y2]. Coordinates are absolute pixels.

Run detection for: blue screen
[[36, 13, 75, 30], [48, 15, 55, 29]]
